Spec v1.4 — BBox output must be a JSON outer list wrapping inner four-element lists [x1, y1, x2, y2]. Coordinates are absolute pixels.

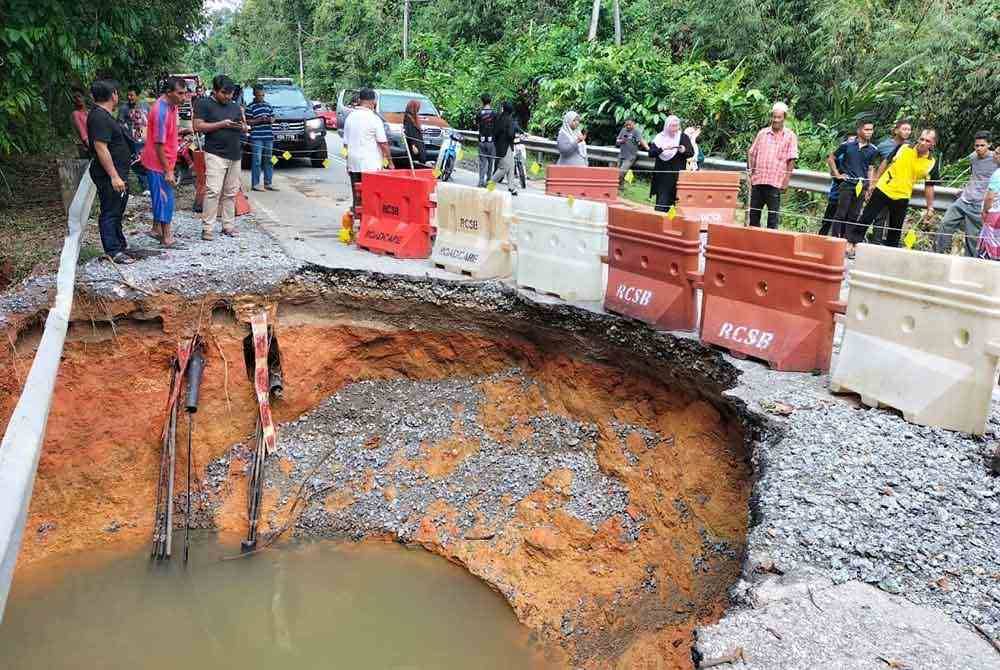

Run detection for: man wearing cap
[[193, 74, 248, 240], [342, 87, 392, 214]]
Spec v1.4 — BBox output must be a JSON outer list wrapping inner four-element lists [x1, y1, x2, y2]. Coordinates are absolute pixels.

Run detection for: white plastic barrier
[[432, 183, 513, 278], [511, 192, 609, 301], [830, 245, 1000, 435]]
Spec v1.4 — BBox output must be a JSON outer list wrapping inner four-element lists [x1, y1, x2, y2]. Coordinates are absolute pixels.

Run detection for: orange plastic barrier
[[676, 170, 741, 228], [604, 206, 701, 331], [699, 224, 846, 371], [192, 150, 206, 213], [358, 169, 437, 258], [545, 166, 619, 203]]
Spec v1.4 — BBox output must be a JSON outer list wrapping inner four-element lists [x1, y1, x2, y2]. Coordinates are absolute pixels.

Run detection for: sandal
[[145, 231, 163, 242], [222, 227, 239, 237], [110, 252, 136, 265]]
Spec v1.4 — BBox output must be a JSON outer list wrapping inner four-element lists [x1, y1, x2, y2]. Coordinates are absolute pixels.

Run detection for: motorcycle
[[435, 130, 461, 182], [175, 131, 196, 186]]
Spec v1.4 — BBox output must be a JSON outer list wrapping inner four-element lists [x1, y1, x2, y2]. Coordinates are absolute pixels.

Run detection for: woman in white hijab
[[649, 114, 693, 211], [556, 111, 588, 166]]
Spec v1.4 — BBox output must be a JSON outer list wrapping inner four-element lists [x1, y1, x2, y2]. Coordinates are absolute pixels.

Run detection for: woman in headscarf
[[490, 102, 519, 194], [403, 99, 425, 166], [649, 115, 693, 211], [556, 111, 587, 166]]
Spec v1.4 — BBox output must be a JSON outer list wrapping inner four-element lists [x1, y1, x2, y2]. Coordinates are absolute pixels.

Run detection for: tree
[[0, 0, 203, 155]]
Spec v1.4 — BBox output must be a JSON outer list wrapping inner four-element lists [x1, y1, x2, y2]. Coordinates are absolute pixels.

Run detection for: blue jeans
[[94, 175, 129, 256], [251, 137, 273, 187]]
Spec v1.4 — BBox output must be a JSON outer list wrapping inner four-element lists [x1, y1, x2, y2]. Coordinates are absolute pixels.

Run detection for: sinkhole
[[0, 283, 751, 669]]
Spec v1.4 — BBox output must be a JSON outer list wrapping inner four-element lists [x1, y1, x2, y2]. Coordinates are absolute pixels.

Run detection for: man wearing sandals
[[141, 77, 188, 249], [194, 75, 248, 241], [86, 79, 135, 265]]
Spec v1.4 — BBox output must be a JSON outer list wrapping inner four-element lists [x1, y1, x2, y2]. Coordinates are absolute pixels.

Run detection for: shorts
[[147, 170, 175, 224]]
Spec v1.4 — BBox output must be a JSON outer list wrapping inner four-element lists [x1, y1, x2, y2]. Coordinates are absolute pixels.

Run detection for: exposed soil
[[0, 274, 752, 669]]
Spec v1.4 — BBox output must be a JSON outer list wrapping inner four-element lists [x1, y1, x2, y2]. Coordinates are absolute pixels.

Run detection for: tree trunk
[[613, 0, 621, 45], [588, 0, 601, 41], [57, 158, 89, 214]]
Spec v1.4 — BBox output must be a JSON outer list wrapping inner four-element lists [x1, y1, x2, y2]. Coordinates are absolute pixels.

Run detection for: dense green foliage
[[0, 0, 202, 155], [196, 0, 997, 166]]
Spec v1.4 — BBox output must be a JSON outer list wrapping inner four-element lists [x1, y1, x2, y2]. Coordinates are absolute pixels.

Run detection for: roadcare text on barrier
[[365, 230, 402, 244], [437, 247, 480, 264]]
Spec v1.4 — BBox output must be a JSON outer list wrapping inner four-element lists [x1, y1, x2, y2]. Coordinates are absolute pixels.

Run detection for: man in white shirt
[[342, 87, 391, 214]]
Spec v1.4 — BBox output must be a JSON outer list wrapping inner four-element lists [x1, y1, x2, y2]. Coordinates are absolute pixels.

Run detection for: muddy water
[[1, 535, 556, 669]]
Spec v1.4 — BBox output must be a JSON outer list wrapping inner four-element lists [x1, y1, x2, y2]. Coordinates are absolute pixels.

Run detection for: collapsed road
[[1, 190, 999, 669]]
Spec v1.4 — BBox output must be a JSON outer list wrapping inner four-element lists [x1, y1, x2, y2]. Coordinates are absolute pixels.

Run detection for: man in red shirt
[[140, 77, 187, 248], [747, 102, 799, 229]]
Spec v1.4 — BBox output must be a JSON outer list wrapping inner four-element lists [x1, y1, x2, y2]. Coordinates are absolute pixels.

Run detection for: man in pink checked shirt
[[747, 102, 799, 229]]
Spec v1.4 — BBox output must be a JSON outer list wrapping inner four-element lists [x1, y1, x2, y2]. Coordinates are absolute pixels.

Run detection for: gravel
[[209, 369, 633, 550], [727, 359, 1000, 642], [0, 196, 301, 328]]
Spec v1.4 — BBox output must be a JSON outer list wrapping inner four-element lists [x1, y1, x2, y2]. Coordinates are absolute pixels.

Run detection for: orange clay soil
[[1, 296, 749, 669]]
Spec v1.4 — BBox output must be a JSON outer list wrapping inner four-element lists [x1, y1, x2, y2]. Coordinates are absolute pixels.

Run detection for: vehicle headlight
[[386, 122, 403, 136], [306, 118, 324, 129]]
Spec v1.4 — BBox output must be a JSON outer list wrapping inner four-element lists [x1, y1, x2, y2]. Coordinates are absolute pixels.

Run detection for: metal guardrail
[[454, 130, 959, 211], [0, 169, 97, 619]]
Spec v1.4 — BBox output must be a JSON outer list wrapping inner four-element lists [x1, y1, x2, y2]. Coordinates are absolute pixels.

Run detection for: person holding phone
[[556, 111, 588, 166], [193, 74, 248, 240], [648, 115, 693, 211]]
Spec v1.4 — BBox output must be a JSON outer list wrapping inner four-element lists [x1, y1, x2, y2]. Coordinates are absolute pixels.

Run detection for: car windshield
[[245, 87, 309, 108], [379, 94, 438, 116]]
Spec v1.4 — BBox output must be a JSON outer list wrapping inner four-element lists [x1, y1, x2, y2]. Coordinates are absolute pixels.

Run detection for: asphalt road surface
[[241, 133, 568, 292]]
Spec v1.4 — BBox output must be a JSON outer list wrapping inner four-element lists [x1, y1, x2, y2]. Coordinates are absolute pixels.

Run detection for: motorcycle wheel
[[516, 161, 526, 190], [441, 154, 455, 182]]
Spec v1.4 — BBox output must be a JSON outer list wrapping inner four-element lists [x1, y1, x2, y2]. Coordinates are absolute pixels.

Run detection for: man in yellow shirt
[[846, 128, 938, 254]]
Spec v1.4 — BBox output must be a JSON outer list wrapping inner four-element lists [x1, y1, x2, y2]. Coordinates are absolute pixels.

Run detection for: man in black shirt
[[476, 93, 497, 188], [193, 74, 247, 240], [87, 79, 134, 264]]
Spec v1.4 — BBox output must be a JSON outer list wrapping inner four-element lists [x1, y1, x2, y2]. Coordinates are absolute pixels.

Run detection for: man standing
[[476, 94, 497, 188], [747, 102, 798, 229], [869, 119, 913, 244], [933, 131, 997, 256], [615, 119, 647, 189], [848, 128, 939, 253], [826, 121, 878, 238], [140, 77, 187, 248], [193, 75, 247, 241], [246, 85, 278, 192], [86, 80, 134, 264], [342, 87, 391, 214], [818, 130, 855, 236], [118, 87, 150, 195]]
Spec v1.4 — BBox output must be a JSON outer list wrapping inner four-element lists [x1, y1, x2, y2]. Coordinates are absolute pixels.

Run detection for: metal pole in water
[[184, 341, 205, 563]]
